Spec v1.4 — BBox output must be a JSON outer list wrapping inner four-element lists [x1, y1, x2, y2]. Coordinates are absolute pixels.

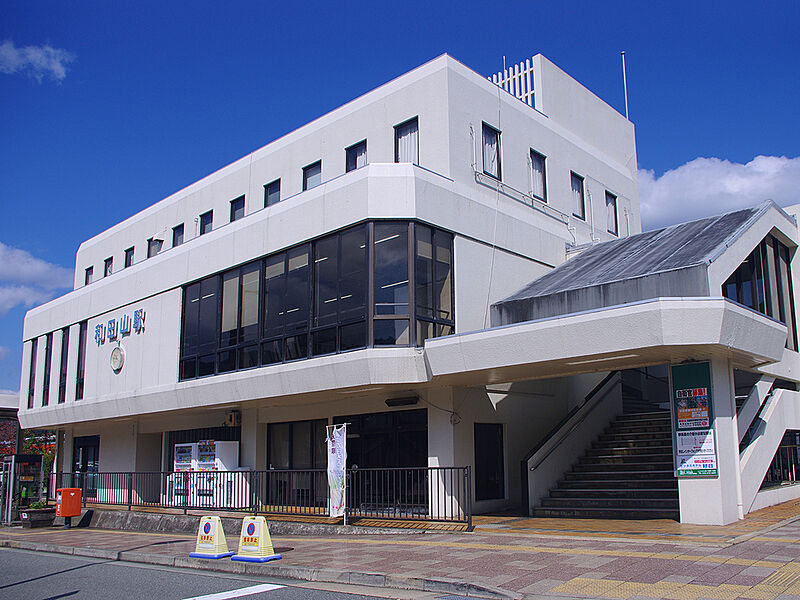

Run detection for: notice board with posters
[[670, 362, 718, 478]]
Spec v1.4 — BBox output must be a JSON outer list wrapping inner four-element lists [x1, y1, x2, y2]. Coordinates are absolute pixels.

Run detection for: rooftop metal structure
[[492, 201, 775, 325]]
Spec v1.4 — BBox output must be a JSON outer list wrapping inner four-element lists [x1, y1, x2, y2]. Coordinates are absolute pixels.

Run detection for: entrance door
[[72, 436, 99, 498], [474, 423, 505, 501]]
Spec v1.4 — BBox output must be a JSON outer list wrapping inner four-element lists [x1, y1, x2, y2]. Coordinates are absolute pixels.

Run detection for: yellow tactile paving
[[473, 498, 800, 543], [551, 578, 783, 600], [761, 562, 800, 587]]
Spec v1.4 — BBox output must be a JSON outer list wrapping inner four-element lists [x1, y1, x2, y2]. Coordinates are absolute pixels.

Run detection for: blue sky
[[0, 1, 798, 392]]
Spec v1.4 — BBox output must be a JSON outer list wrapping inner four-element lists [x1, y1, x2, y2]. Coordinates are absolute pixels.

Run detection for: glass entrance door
[[72, 436, 99, 498]]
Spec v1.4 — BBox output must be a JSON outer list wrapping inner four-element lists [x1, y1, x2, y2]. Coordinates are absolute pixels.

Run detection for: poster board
[[670, 362, 718, 478]]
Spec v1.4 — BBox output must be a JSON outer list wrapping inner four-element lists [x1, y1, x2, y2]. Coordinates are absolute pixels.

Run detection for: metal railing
[[50, 466, 471, 526], [762, 434, 800, 489], [489, 57, 535, 107]]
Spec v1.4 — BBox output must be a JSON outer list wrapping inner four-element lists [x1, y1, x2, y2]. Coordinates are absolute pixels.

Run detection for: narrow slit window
[[482, 123, 501, 180], [571, 172, 585, 220], [530, 150, 546, 202], [606, 191, 618, 235]]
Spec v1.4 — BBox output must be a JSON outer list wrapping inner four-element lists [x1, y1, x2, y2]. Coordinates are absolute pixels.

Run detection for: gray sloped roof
[[499, 202, 769, 303]]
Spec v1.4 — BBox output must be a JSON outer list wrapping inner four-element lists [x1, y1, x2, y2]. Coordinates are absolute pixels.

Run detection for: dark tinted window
[[264, 179, 280, 207], [230, 195, 245, 222], [200, 211, 213, 235]]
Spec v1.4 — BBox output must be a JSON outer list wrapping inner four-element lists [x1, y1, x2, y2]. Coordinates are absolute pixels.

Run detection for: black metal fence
[[50, 466, 471, 526], [762, 432, 800, 489]]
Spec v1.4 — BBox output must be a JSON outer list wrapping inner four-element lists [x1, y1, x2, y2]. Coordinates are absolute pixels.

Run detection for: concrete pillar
[[427, 387, 456, 468], [240, 408, 265, 470], [678, 358, 742, 525], [63, 430, 74, 472], [426, 388, 460, 519]]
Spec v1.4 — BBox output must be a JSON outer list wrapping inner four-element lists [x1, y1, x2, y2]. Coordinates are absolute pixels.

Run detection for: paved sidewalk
[[4, 500, 800, 600]]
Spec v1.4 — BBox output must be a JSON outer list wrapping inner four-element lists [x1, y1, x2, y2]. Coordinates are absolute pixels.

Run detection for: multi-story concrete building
[[17, 54, 800, 525]]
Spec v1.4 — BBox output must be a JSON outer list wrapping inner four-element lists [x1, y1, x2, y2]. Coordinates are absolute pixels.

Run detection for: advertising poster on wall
[[670, 362, 718, 477]]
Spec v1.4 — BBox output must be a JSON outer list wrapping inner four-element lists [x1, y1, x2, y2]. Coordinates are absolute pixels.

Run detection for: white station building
[[17, 54, 800, 525]]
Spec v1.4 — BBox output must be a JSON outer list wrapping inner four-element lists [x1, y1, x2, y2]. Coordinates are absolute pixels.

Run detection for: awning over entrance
[[424, 297, 788, 386]]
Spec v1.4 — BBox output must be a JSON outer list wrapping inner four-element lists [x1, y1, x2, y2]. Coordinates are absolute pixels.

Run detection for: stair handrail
[[526, 371, 622, 470], [739, 376, 777, 449]]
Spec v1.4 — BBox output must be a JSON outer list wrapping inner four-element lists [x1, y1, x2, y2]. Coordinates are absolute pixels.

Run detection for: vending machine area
[[164, 440, 249, 508]]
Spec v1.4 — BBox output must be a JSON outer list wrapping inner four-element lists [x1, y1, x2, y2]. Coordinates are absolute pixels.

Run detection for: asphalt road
[[0, 548, 412, 600]]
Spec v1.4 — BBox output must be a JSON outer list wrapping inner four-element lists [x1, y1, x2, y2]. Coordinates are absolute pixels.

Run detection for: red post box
[[56, 488, 82, 518]]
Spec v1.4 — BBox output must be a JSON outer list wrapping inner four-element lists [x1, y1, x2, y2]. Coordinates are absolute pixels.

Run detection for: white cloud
[[0, 285, 53, 316], [0, 39, 75, 83], [0, 347, 8, 362], [0, 244, 72, 316], [0, 243, 73, 290], [639, 155, 800, 230]]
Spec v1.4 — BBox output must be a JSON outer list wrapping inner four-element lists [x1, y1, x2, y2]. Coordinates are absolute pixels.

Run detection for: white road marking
[[182, 583, 285, 600]]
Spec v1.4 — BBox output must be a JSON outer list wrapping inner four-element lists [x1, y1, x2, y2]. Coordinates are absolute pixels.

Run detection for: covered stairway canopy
[[425, 201, 795, 386]]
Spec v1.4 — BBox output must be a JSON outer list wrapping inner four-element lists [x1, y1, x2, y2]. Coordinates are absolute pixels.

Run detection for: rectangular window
[[124, 247, 134, 268], [394, 117, 419, 164], [172, 224, 184, 247], [415, 225, 454, 344], [199, 211, 213, 235], [104, 257, 113, 277], [571, 172, 585, 220], [179, 221, 453, 379], [147, 237, 163, 258], [179, 275, 219, 380], [303, 161, 322, 191], [84, 266, 93, 285], [220, 270, 240, 351], [230, 195, 245, 222], [264, 179, 280, 207], [311, 225, 367, 355], [58, 326, 69, 404], [267, 419, 327, 470], [530, 150, 547, 202], [482, 123, 501, 180], [722, 234, 798, 351], [27, 338, 37, 409], [76, 321, 86, 400], [42, 332, 52, 406], [606, 191, 618, 235], [345, 140, 367, 172], [374, 222, 410, 346]]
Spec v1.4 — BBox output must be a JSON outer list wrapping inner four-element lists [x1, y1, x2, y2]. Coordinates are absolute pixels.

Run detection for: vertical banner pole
[[326, 423, 348, 523]]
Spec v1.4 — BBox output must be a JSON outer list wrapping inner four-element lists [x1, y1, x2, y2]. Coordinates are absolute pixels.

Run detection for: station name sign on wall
[[670, 361, 718, 478], [95, 308, 146, 345]]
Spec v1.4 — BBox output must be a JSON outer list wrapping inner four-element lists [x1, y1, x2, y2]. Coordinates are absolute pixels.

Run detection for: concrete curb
[[88, 509, 433, 537], [0, 538, 516, 600]]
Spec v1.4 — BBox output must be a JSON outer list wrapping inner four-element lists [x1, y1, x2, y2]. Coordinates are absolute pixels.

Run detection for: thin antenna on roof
[[503, 55, 506, 72], [621, 51, 629, 120]]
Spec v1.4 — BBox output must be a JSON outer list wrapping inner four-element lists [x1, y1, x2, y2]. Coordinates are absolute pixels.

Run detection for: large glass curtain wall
[[179, 221, 454, 380], [722, 234, 798, 351]]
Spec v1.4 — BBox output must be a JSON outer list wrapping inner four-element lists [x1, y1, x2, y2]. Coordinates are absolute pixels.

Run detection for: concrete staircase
[[532, 410, 679, 519]]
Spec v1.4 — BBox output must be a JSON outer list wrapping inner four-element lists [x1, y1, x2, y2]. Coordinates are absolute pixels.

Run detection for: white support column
[[240, 408, 265, 470], [678, 358, 742, 524], [426, 387, 459, 519], [63, 429, 74, 473]]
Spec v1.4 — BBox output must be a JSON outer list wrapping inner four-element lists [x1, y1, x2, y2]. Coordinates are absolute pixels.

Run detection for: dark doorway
[[72, 436, 99, 498], [474, 423, 504, 501]]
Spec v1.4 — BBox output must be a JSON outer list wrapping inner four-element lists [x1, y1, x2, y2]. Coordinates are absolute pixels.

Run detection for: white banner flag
[[326, 424, 347, 518]]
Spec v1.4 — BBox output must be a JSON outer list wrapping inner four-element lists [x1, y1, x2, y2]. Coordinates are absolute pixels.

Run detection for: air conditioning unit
[[225, 410, 241, 427]]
